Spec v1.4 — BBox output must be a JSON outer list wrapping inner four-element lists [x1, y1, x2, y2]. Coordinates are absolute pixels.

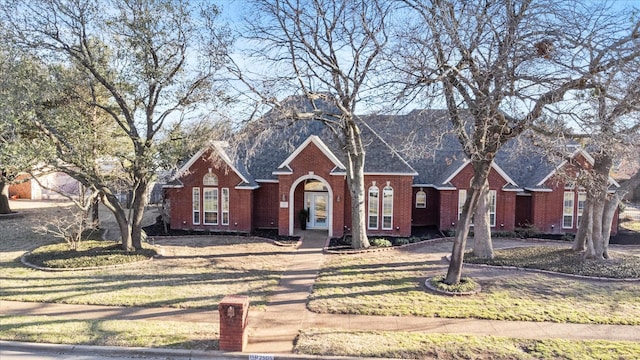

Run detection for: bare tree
[[232, 0, 393, 249], [397, 0, 640, 283], [33, 186, 101, 251], [536, 70, 640, 259], [1, 0, 232, 250]]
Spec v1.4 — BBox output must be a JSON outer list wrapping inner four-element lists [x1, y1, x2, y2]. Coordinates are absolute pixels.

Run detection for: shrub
[[492, 231, 517, 238], [561, 233, 575, 241], [370, 238, 392, 247], [394, 238, 410, 246], [515, 225, 539, 239], [409, 236, 421, 243]]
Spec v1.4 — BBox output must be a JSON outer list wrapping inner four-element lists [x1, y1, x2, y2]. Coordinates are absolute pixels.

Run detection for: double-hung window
[[382, 186, 393, 230], [415, 190, 426, 208], [488, 190, 497, 227], [192, 188, 200, 225], [204, 188, 219, 225], [222, 188, 230, 225], [458, 189, 467, 220], [577, 192, 586, 226], [563, 191, 574, 228], [368, 186, 379, 229]]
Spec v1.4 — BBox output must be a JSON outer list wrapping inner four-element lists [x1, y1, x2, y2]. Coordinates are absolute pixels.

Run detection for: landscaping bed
[[465, 246, 640, 279], [143, 219, 300, 242], [22, 240, 157, 269]]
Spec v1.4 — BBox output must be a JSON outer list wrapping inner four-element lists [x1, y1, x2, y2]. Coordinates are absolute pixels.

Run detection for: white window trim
[[368, 186, 379, 230], [382, 186, 393, 230], [192, 187, 200, 225], [563, 191, 574, 229], [415, 190, 426, 208], [577, 192, 586, 226], [222, 188, 230, 226], [488, 190, 496, 227], [203, 187, 219, 225], [458, 189, 467, 220], [203, 173, 218, 186]]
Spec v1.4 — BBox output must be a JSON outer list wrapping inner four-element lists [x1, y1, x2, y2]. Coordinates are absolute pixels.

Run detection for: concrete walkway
[[246, 230, 328, 354], [2, 231, 640, 357]]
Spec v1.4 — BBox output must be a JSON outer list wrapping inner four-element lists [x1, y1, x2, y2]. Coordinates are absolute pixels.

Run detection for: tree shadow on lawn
[[0, 264, 285, 310], [318, 259, 446, 276], [0, 317, 219, 350]]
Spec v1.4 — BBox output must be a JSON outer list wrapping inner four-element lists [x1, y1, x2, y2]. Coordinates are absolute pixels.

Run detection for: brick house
[[164, 109, 620, 237]]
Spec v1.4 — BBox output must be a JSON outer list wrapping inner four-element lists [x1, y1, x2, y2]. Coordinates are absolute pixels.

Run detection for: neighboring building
[[9, 172, 81, 200], [164, 108, 620, 237], [611, 158, 640, 203]]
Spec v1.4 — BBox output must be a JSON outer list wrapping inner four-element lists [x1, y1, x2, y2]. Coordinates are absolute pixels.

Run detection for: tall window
[[192, 188, 200, 225], [368, 186, 379, 229], [488, 190, 497, 227], [563, 191, 574, 228], [222, 188, 230, 225], [577, 192, 587, 226], [203, 173, 218, 186], [415, 190, 426, 208], [458, 189, 467, 220], [204, 188, 218, 225], [382, 185, 393, 230]]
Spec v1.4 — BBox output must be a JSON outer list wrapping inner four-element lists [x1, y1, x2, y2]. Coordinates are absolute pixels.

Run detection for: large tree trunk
[[101, 191, 133, 251], [0, 179, 11, 214], [572, 198, 591, 251], [91, 195, 100, 228], [588, 193, 607, 260], [446, 160, 491, 284], [601, 195, 621, 259], [344, 120, 370, 250], [130, 177, 150, 250], [583, 201, 596, 259], [472, 179, 494, 259], [586, 154, 614, 260]]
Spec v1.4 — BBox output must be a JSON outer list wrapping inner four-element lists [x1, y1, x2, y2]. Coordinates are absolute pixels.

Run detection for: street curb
[[0, 340, 383, 360]]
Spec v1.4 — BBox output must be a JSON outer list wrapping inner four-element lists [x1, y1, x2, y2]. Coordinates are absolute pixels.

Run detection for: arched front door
[[304, 181, 329, 229], [289, 175, 333, 236]]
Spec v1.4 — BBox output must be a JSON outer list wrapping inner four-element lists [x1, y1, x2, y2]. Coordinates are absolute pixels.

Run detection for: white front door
[[305, 192, 329, 229]]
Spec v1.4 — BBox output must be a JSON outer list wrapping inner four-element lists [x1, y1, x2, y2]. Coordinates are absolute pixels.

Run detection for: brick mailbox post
[[218, 295, 250, 352]]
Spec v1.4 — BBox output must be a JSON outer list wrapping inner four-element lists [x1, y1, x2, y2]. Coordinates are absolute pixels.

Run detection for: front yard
[[308, 240, 640, 325], [0, 200, 296, 309], [2, 200, 640, 356]]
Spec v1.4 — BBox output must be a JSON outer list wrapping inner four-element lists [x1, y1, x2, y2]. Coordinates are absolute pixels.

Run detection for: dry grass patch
[[309, 248, 640, 324], [0, 315, 217, 350], [1, 236, 296, 309], [295, 329, 640, 360], [0, 201, 296, 309]]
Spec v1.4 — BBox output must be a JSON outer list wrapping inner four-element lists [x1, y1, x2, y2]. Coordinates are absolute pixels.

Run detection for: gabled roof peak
[[274, 135, 346, 175]]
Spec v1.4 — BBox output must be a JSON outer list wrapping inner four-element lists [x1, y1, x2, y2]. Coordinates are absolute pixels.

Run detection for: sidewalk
[[2, 231, 640, 357]]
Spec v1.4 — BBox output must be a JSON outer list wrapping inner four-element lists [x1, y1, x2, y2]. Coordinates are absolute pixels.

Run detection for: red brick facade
[[165, 149, 253, 233], [164, 140, 620, 238]]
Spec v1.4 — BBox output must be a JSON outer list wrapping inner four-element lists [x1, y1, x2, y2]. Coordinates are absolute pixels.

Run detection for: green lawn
[[3, 202, 640, 355], [295, 329, 640, 360], [0, 315, 218, 350], [308, 242, 640, 325], [0, 202, 296, 309]]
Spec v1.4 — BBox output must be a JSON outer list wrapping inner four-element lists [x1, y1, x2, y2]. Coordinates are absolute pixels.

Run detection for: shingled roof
[[174, 96, 587, 191], [234, 100, 418, 181]]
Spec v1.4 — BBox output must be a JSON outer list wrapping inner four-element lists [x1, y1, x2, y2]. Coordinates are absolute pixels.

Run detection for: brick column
[[218, 295, 250, 352]]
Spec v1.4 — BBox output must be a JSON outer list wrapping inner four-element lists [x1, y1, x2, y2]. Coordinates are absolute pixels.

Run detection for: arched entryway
[[289, 175, 333, 237]]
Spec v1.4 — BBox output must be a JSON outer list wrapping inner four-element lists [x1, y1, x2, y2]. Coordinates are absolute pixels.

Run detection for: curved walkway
[[2, 232, 640, 357]]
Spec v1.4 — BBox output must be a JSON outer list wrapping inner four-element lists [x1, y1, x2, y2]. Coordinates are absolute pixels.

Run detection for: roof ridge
[[356, 114, 418, 175]]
